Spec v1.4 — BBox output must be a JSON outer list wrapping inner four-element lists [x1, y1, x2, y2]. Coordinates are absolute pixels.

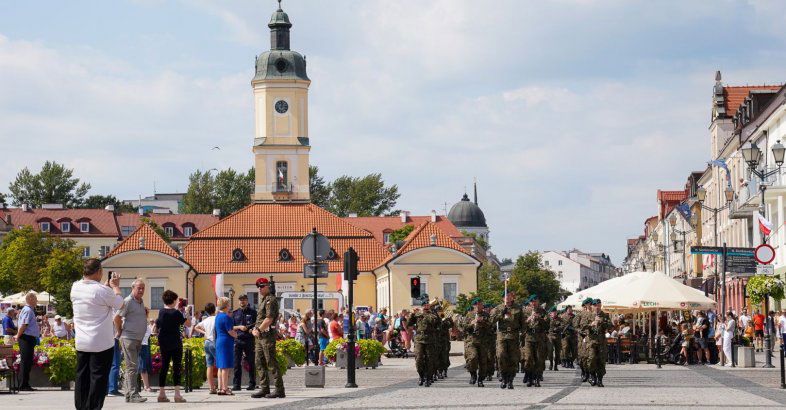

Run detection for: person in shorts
[[139, 318, 154, 392], [317, 310, 329, 365], [194, 303, 218, 394], [752, 310, 766, 352]]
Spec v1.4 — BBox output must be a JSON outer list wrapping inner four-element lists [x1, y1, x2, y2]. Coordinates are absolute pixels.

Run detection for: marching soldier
[[459, 298, 490, 387], [521, 294, 547, 387], [576, 297, 594, 383], [483, 303, 496, 382], [250, 278, 284, 399], [587, 298, 610, 387], [560, 306, 577, 368], [437, 302, 453, 379], [490, 291, 523, 389], [546, 306, 563, 371], [410, 300, 440, 386]]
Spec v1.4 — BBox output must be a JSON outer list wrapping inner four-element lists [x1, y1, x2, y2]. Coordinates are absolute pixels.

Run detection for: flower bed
[[323, 338, 385, 367], [7, 337, 75, 388]]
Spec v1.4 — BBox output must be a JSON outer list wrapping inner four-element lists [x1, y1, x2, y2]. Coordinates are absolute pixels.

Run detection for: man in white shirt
[[71, 259, 124, 410], [739, 309, 751, 331]]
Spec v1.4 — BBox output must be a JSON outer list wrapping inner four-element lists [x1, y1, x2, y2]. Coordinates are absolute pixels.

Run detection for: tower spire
[[268, 1, 292, 50], [473, 177, 478, 205]]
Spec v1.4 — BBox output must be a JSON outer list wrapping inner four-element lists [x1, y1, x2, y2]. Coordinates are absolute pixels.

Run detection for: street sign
[[726, 247, 756, 274], [501, 272, 510, 281], [301, 230, 331, 262], [755, 244, 776, 264], [690, 246, 723, 255], [304, 263, 329, 278], [757, 264, 775, 276]]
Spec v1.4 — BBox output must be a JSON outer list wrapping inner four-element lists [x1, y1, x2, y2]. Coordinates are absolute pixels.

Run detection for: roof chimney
[[21, 204, 30, 212], [400, 211, 409, 223], [212, 209, 221, 218], [41, 203, 64, 209], [139, 237, 145, 250], [430, 210, 437, 223], [348, 213, 358, 218], [430, 234, 437, 246], [138, 207, 144, 215], [104, 204, 115, 212]]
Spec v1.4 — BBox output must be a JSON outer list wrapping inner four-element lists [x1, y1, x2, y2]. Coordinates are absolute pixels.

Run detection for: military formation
[[413, 292, 611, 389]]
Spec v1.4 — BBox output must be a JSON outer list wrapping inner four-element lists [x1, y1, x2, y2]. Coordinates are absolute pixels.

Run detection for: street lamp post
[[741, 138, 786, 369], [695, 185, 734, 316], [669, 214, 696, 279]]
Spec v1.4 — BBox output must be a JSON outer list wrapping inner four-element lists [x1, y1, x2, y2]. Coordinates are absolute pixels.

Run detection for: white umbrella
[[557, 271, 646, 309], [0, 291, 26, 304], [602, 271, 716, 312]]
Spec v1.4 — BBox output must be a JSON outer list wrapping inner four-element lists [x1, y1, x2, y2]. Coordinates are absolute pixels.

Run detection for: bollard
[[731, 339, 736, 368], [184, 348, 193, 393], [656, 337, 662, 369]]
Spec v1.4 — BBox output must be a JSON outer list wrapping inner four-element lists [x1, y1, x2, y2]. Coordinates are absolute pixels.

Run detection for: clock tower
[[251, 3, 311, 202]]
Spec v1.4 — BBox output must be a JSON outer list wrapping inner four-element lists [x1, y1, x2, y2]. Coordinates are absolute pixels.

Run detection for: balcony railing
[[273, 182, 292, 193]]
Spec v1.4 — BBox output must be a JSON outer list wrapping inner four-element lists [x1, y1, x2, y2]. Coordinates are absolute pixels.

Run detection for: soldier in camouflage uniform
[[576, 298, 593, 383], [483, 304, 496, 382], [560, 306, 576, 368], [490, 291, 523, 389], [587, 298, 611, 387], [410, 300, 440, 387], [460, 298, 490, 387], [521, 295, 548, 387], [546, 306, 563, 371], [436, 305, 453, 379], [250, 278, 284, 399]]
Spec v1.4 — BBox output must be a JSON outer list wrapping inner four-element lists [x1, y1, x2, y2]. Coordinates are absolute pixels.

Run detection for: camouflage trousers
[[415, 342, 437, 378], [464, 340, 487, 375], [496, 337, 520, 378], [441, 340, 451, 372], [521, 337, 543, 374], [255, 337, 283, 391], [587, 340, 607, 376], [485, 339, 496, 377], [547, 335, 561, 365], [561, 334, 576, 362]]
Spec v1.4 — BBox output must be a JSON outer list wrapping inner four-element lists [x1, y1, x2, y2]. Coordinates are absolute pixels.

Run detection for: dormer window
[[383, 230, 392, 244], [164, 226, 174, 237], [232, 248, 246, 262], [183, 226, 193, 237], [80, 222, 90, 233], [327, 248, 338, 260], [279, 248, 292, 261], [61, 222, 70, 233], [40, 222, 50, 232]]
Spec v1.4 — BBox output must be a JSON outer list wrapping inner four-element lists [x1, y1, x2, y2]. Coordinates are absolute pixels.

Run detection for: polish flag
[[212, 272, 224, 300], [757, 212, 774, 236], [335, 271, 343, 291], [702, 254, 715, 270]]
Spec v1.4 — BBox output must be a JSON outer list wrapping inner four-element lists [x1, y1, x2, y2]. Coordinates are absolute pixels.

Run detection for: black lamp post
[[741, 137, 786, 369], [694, 185, 734, 315], [669, 214, 695, 279]]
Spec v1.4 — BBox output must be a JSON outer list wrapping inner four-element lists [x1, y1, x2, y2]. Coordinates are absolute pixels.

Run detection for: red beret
[[256, 277, 270, 287]]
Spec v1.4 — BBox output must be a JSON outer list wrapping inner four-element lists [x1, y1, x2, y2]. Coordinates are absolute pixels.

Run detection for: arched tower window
[[275, 161, 288, 192]]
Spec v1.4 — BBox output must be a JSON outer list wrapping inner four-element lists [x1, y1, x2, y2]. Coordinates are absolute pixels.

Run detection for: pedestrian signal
[[410, 277, 421, 298]]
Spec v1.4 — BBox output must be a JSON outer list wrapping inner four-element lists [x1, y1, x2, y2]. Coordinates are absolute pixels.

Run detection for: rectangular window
[[246, 291, 259, 309], [411, 279, 427, 306], [80, 222, 89, 232], [544, 260, 550, 266], [284, 298, 294, 310], [275, 161, 288, 191], [383, 232, 391, 244], [61, 222, 70, 232], [100, 245, 110, 257], [183, 226, 193, 237], [82, 247, 90, 257], [121, 226, 135, 236], [120, 287, 132, 299], [558, 260, 563, 266], [164, 226, 174, 237], [443, 282, 458, 304], [150, 287, 165, 310], [40, 222, 50, 232]]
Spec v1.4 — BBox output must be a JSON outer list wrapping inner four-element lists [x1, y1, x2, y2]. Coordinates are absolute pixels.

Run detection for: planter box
[[737, 346, 756, 368], [5, 366, 69, 390], [335, 348, 360, 369], [304, 366, 325, 388]]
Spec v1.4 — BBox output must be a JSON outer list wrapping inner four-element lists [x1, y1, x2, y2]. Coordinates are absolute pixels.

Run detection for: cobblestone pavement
[[4, 351, 786, 409]]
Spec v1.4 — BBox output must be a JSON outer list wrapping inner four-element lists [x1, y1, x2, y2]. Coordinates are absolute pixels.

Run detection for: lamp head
[[669, 214, 677, 227], [741, 142, 763, 168], [696, 187, 707, 202], [724, 186, 734, 203], [773, 140, 786, 167]]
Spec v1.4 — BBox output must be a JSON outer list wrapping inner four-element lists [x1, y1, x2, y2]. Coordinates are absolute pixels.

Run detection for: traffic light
[[344, 247, 359, 281], [410, 276, 421, 298]]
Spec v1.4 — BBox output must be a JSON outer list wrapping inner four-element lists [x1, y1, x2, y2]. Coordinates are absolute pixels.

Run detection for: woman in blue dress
[[215, 296, 237, 395]]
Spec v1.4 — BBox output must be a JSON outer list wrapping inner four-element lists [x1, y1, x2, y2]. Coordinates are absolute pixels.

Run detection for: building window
[[275, 161, 288, 191], [558, 260, 562, 266], [150, 287, 165, 310], [246, 291, 259, 309], [279, 248, 292, 261], [383, 232, 391, 244], [183, 226, 193, 237], [40, 222, 50, 232], [121, 226, 135, 236], [80, 222, 90, 232], [60, 222, 70, 232], [232, 248, 246, 262], [443, 282, 458, 304], [164, 226, 174, 237], [327, 248, 337, 260], [284, 298, 294, 310], [120, 287, 132, 299], [99, 245, 111, 258], [82, 247, 90, 257]]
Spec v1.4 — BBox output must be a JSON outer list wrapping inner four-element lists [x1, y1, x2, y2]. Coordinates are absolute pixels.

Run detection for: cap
[[238, 294, 248, 300], [54, 315, 62, 320], [421, 299, 430, 306], [256, 277, 270, 287]]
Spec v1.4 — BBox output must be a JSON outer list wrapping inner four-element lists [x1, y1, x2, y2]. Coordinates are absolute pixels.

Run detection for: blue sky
[[2, 0, 786, 263]]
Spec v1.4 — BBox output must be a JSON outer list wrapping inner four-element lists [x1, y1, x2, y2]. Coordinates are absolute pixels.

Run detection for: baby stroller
[[664, 334, 686, 365], [386, 329, 409, 358]]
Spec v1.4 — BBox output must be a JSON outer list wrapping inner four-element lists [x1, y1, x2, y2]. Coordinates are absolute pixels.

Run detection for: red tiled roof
[[116, 213, 219, 239], [375, 220, 472, 269], [724, 85, 781, 118], [1, 208, 120, 237], [345, 215, 462, 243], [656, 190, 687, 202], [184, 203, 390, 273], [106, 224, 179, 259]]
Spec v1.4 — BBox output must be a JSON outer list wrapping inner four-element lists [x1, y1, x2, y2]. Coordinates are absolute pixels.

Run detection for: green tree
[[80, 194, 137, 212], [477, 263, 505, 306], [41, 248, 83, 317], [213, 168, 253, 217], [0, 192, 6, 204], [309, 166, 331, 209], [461, 230, 489, 250], [389, 224, 414, 243], [8, 161, 91, 207], [181, 170, 216, 214], [327, 173, 400, 217], [508, 252, 565, 306], [140, 217, 171, 243]]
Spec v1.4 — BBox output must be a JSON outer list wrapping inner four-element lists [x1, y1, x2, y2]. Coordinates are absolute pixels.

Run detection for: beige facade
[[374, 247, 479, 314]]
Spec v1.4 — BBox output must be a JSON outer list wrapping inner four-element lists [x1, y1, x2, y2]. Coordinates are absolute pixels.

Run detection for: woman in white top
[[193, 303, 217, 394], [52, 315, 70, 339], [723, 312, 736, 367], [714, 318, 725, 366], [139, 318, 155, 391]]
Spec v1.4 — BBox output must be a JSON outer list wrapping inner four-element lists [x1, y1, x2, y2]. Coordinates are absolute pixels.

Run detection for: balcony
[[271, 182, 293, 200], [729, 168, 777, 219]]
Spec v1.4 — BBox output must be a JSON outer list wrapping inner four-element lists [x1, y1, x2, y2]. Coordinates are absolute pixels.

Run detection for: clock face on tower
[[274, 100, 289, 114]]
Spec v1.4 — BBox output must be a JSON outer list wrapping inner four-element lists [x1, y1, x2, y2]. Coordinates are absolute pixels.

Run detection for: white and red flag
[[757, 212, 774, 236], [212, 272, 224, 300]]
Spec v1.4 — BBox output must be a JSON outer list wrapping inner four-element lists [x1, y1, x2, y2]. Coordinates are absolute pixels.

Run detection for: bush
[[323, 338, 346, 362], [276, 339, 305, 366], [11, 337, 76, 385], [357, 339, 385, 367]]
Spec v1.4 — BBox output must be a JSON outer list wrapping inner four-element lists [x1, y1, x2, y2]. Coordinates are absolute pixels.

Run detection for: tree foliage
[[508, 252, 567, 306], [389, 224, 415, 243], [747, 275, 785, 305], [461, 230, 489, 250], [309, 166, 331, 209], [140, 217, 171, 243], [326, 173, 400, 217], [8, 161, 91, 207], [80, 194, 137, 212], [182, 168, 253, 217], [0, 226, 82, 316]]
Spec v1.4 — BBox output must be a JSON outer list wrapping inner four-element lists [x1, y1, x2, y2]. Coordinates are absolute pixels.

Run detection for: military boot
[[251, 387, 270, 398], [499, 375, 506, 389], [507, 375, 514, 390], [486, 373, 493, 382], [469, 371, 477, 385], [477, 377, 484, 387], [534, 373, 541, 387], [418, 372, 425, 386], [526, 373, 534, 387], [596, 374, 604, 387], [588, 373, 596, 386], [265, 389, 285, 399], [548, 361, 553, 371], [581, 368, 588, 383]]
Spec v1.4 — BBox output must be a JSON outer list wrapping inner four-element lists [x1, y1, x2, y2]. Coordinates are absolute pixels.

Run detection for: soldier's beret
[[547, 306, 556, 312], [593, 298, 601, 305], [483, 303, 493, 309], [581, 297, 593, 306], [530, 294, 539, 301], [256, 277, 270, 287], [470, 297, 482, 305]]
